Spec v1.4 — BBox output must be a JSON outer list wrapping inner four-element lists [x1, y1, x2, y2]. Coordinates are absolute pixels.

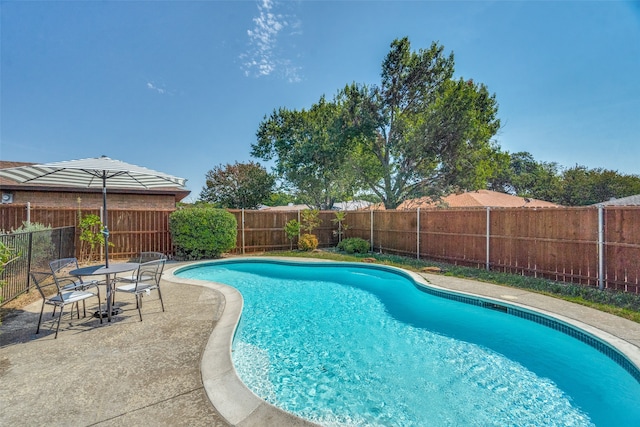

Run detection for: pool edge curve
[[163, 256, 640, 426]]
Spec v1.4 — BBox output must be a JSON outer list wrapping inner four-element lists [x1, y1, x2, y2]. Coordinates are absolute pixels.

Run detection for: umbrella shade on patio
[[0, 155, 187, 267]]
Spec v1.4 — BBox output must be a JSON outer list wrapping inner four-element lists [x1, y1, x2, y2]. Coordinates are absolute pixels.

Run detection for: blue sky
[[1, 1, 639, 201]]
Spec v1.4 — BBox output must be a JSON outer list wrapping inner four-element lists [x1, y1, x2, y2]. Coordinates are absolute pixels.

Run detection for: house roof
[[259, 203, 311, 211], [332, 200, 372, 210], [259, 200, 374, 211], [0, 160, 190, 202], [0, 161, 34, 169], [397, 190, 560, 210], [595, 194, 640, 206]]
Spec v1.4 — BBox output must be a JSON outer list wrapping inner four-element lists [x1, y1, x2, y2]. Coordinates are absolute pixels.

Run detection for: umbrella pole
[[102, 174, 113, 321], [102, 176, 109, 269]]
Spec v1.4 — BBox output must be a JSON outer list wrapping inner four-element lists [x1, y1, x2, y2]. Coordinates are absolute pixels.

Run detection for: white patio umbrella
[[0, 155, 187, 267]]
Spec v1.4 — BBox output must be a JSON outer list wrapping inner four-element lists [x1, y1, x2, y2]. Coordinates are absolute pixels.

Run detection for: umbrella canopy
[[0, 156, 186, 189], [0, 156, 187, 267]]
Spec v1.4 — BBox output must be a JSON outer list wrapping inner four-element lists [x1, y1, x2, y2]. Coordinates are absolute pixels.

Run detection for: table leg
[[106, 274, 112, 322], [95, 273, 121, 321]]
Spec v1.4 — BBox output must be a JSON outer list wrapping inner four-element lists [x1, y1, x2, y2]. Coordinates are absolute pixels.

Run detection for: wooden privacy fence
[[0, 204, 175, 260], [346, 207, 640, 293], [229, 206, 640, 294], [227, 209, 338, 253], [3, 204, 640, 293]]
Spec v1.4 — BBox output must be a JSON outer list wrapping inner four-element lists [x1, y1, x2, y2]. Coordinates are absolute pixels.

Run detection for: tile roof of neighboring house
[[359, 202, 386, 211], [397, 189, 560, 210], [595, 194, 640, 206]]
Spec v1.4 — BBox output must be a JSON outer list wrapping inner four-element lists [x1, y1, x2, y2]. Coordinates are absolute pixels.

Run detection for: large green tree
[[558, 166, 640, 206], [337, 38, 502, 208], [253, 38, 502, 209], [489, 153, 640, 206], [489, 151, 562, 201], [262, 191, 298, 207], [200, 161, 275, 209], [252, 97, 357, 209]]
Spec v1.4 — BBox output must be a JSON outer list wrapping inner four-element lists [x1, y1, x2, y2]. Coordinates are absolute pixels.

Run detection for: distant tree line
[[200, 37, 640, 209], [487, 152, 640, 206]]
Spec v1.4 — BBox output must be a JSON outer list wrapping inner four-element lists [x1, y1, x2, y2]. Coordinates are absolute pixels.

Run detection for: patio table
[[70, 262, 139, 322]]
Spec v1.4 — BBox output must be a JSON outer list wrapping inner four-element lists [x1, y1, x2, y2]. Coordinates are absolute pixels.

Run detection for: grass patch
[[266, 249, 640, 323]]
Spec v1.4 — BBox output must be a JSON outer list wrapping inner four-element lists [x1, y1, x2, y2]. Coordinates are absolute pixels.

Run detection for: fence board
[[418, 209, 486, 267], [228, 210, 344, 253], [488, 208, 600, 285], [604, 207, 640, 293], [371, 210, 416, 256], [343, 211, 372, 243]]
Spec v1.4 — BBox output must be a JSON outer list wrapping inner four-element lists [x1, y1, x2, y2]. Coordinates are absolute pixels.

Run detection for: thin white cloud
[[241, 0, 302, 83], [146, 82, 166, 95]]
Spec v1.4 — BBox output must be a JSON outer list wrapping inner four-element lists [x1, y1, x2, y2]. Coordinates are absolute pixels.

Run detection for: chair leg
[[36, 301, 46, 334], [96, 288, 103, 325], [136, 294, 143, 321], [54, 305, 65, 339], [157, 287, 165, 312]]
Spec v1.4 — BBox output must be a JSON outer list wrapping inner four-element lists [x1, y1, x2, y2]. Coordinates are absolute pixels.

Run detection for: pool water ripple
[[179, 261, 640, 427]]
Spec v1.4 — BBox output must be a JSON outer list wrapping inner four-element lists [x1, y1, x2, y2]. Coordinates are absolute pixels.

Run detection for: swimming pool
[[175, 259, 640, 426]]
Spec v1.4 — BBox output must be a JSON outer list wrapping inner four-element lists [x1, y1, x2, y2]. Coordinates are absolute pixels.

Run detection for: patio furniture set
[[30, 252, 168, 338]]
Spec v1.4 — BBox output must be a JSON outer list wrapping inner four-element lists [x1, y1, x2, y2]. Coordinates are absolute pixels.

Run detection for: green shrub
[[300, 209, 321, 234], [78, 214, 112, 262], [331, 211, 349, 242], [170, 207, 237, 260], [298, 233, 318, 251], [337, 237, 370, 254], [284, 219, 300, 250], [10, 222, 54, 264], [0, 241, 17, 306]]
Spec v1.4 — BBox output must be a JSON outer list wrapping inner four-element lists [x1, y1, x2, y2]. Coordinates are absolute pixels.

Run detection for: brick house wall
[[7, 188, 182, 210]]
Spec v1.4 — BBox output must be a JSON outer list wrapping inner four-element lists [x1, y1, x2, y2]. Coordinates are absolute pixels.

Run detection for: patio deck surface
[[1, 258, 640, 426]]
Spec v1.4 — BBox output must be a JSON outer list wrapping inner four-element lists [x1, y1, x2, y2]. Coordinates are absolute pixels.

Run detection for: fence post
[[242, 209, 246, 255], [370, 209, 374, 252], [416, 208, 420, 259], [26, 202, 31, 225], [57, 227, 63, 259], [26, 231, 33, 292], [486, 207, 491, 271], [598, 205, 604, 290]]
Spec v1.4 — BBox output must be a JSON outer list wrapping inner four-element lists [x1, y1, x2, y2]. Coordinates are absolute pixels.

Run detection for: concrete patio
[[2, 258, 640, 426], [0, 262, 230, 427]]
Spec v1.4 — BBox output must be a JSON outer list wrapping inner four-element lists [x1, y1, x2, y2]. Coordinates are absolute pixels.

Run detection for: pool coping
[[163, 257, 640, 426]]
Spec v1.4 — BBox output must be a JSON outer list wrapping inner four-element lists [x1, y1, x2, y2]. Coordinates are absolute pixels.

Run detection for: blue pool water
[[177, 260, 640, 426]]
